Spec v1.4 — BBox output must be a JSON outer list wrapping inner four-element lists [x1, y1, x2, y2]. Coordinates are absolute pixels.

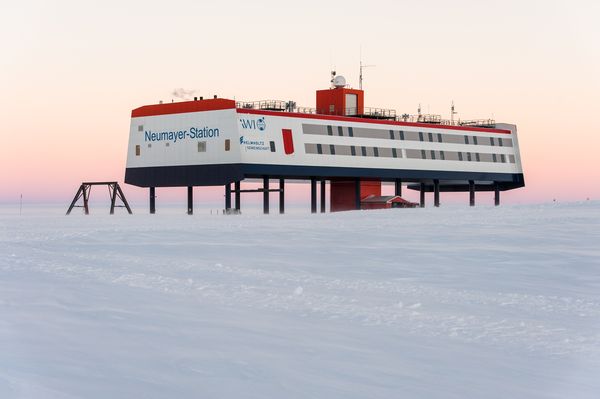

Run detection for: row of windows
[[305, 143, 516, 164], [135, 139, 231, 156], [302, 124, 513, 148]]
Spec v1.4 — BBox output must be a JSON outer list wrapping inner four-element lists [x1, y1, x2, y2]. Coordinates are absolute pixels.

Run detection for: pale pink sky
[[1, 0, 599, 206]]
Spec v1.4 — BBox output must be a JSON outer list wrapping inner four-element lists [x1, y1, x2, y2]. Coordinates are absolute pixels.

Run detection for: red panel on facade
[[330, 180, 382, 212], [132, 98, 236, 118], [282, 129, 294, 154]]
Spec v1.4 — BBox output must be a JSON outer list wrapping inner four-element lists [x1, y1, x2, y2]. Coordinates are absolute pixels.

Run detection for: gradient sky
[[1, 0, 599, 206]]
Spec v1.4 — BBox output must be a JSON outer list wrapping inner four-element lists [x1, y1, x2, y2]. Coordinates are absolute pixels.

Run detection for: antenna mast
[[450, 101, 458, 124], [359, 48, 375, 90]]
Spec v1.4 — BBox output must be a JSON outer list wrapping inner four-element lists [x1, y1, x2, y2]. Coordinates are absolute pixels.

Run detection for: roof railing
[[236, 100, 495, 128]]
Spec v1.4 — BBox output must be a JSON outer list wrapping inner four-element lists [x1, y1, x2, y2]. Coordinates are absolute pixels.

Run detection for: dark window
[[437, 133, 443, 143], [492, 154, 497, 162], [351, 146, 356, 156], [392, 148, 397, 158], [458, 152, 463, 161], [490, 137, 495, 146], [475, 153, 480, 162], [440, 150, 445, 160], [337, 126, 343, 136], [348, 127, 354, 137], [428, 132, 433, 142], [317, 144, 323, 154], [430, 150, 436, 160], [327, 126, 333, 136], [330, 144, 335, 155], [399, 130, 405, 140], [467, 152, 472, 161], [361, 146, 367, 156], [270, 141, 276, 152], [498, 138, 503, 147], [373, 147, 379, 157], [135, 145, 140, 156], [225, 139, 231, 151], [464, 135, 469, 144], [198, 141, 206, 152], [501, 154, 506, 163], [138, 125, 143, 132], [419, 132, 424, 142], [421, 149, 426, 159], [473, 136, 478, 145], [389, 130, 395, 140]]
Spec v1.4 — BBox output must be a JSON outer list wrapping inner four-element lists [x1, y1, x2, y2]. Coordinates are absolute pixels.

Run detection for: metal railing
[[236, 99, 495, 128]]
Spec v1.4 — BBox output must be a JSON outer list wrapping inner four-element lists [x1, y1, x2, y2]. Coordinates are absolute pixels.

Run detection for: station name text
[[144, 127, 219, 143]]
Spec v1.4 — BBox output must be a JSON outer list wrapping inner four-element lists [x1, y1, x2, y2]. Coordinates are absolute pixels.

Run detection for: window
[[165, 142, 169, 147], [475, 153, 480, 162], [437, 133, 443, 143], [464, 135, 470, 144], [392, 148, 398, 158], [330, 144, 335, 155], [329, 105, 335, 113], [270, 141, 276, 152], [467, 152, 472, 161], [135, 145, 140, 156], [225, 139, 231, 151], [399, 131, 405, 140], [458, 152, 463, 161], [490, 137, 495, 146], [373, 147, 379, 157], [493, 154, 497, 162], [361, 146, 367, 156], [389, 130, 395, 140], [351, 146, 356, 156], [419, 132, 424, 142], [138, 125, 144, 132], [348, 127, 354, 137], [473, 136, 478, 145], [428, 132, 433, 142], [430, 150, 436, 160], [337, 126, 343, 136], [498, 138, 504, 147], [327, 126, 333, 136], [440, 151, 445, 160], [147, 143, 152, 148], [316, 144, 322, 154], [421, 149, 427, 159], [198, 141, 206, 152]]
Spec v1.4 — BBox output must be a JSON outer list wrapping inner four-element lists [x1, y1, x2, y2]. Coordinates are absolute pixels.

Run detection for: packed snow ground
[[1, 202, 599, 398]]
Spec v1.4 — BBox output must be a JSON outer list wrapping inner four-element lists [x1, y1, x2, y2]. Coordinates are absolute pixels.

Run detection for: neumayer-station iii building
[[125, 75, 524, 214]]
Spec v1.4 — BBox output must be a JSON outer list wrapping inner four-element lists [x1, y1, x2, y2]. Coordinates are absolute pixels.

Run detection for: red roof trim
[[132, 99, 236, 118], [237, 108, 511, 134]]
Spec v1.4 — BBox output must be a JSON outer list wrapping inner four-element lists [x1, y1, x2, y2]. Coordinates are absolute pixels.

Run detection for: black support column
[[187, 186, 193, 215], [279, 178, 285, 214], [419, 182, 426, 208], [149, 187, 156, 214], [469, 180, 475, 207], [433, 179, 440, 207], [263, 176, 270, 214], [225, 184, 232, 210], [395, 179, 402, 197], [320, 179, 326, 213], [355, 178, 361, 210], [494, 182, 500, 206], [235, 181, 241, 211], [310, 178, 317, 214]]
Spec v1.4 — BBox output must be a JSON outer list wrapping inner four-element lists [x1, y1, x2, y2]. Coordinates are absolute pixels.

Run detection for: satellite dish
[[333, 75, 346, 88]]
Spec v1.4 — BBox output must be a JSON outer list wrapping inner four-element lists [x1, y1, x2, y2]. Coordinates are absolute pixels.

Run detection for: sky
[[1, 0, 599, 207]]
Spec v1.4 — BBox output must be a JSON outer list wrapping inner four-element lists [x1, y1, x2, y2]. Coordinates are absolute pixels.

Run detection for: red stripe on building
[[132, 99, 236, 118]]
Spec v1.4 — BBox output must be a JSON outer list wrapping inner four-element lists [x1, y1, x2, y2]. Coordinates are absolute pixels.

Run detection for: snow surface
[[1, 202, 600, 398]]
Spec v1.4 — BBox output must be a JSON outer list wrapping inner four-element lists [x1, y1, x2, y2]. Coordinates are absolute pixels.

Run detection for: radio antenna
[[359, 47, 375, 90]]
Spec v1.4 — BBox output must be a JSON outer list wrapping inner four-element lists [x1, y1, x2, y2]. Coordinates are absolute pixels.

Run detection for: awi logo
[[240, 117, 266, 131]]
